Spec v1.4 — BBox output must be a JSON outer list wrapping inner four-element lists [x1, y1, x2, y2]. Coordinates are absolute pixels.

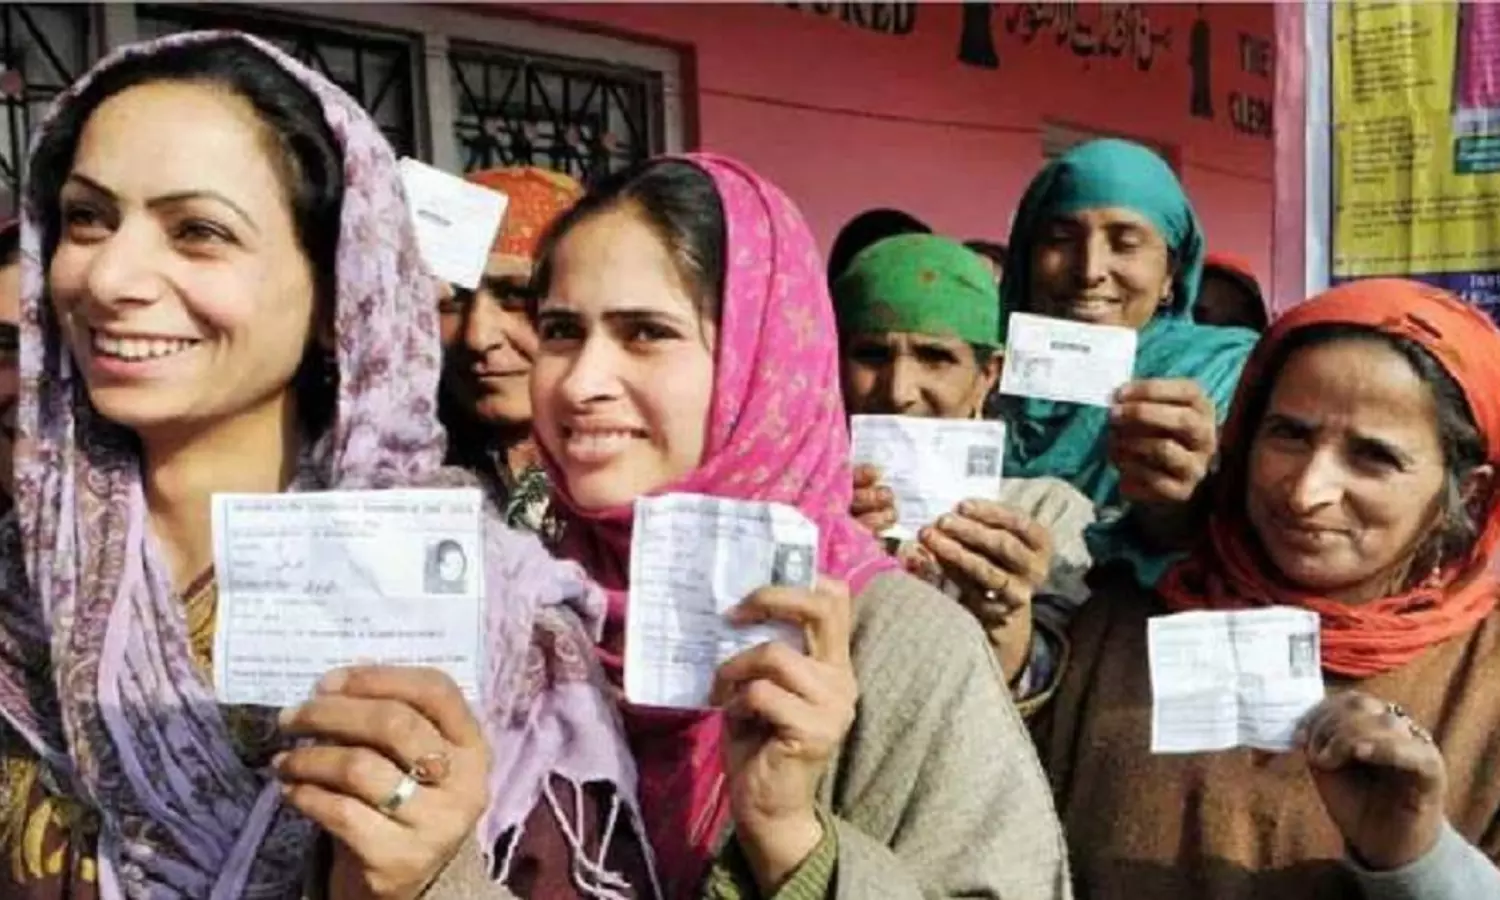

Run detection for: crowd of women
[[0, 29, 1495, 900]]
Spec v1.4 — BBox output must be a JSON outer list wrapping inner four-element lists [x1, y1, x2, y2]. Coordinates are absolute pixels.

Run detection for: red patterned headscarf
[[1160, 279, 1500, 677], [466, 166, 584, 259]]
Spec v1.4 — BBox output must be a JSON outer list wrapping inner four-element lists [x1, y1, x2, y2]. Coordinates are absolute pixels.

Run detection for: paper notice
[[849, 415, 1006, 540], [211, 489, 486, 707], [998, 311, 1139, 408], [625, 493, 818, 710], [399, 157, 509, 290], [1148, 607, 1325, 754]]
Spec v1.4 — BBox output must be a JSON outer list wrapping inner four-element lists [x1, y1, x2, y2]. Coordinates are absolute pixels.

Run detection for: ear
[[1159, 254, 1179, 308], [970, 349, 1003, 417], [1461, 464, 1495, 518]]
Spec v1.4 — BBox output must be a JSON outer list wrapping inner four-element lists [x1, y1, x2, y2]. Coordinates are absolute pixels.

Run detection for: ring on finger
[[1385, 702, 1434, 745], [377, 772, 420, 818]]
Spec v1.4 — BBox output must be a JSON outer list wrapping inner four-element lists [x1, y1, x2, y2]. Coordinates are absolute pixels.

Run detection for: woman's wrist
[[737, 808, 826, 896]]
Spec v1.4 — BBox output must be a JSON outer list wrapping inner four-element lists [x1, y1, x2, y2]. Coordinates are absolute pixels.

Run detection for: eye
[[1351, 439, 1404, 472], [624, 320, 680, 344], [439, 289, 472, 316], [60, 202, 109, 242], [173, 218, 234, 246], [849, 343, 892, 366], [536, 316, 583, 343], [914, 346, 959, 367]]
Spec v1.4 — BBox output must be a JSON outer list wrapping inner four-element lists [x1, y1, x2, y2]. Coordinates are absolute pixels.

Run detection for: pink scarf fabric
[[544, 153, 896, 895]]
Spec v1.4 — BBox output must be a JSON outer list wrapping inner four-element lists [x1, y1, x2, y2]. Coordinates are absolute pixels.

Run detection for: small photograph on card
[[998, 312, 1139, 408]]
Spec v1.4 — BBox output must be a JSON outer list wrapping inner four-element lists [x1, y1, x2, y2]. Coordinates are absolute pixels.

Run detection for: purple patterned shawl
[[0, 31, 646, 899]]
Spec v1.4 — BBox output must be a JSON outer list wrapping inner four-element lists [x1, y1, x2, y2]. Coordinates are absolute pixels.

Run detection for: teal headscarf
[[993, 139, 1258, 586]]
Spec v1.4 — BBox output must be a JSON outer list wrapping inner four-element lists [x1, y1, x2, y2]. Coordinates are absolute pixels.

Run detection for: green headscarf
[[991, 138, 1258, 587], [833, 233, 1002, 347]]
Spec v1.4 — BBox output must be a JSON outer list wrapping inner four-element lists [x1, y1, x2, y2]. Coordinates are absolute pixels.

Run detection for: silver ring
[[377, 772, 419, 818]]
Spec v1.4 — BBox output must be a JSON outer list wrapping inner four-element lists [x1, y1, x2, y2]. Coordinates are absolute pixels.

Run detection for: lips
[[559, 423, 648, 465], [90, 329, 201, 362]]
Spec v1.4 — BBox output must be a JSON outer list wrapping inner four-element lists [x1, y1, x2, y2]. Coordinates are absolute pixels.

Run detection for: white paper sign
[[999, 311, 1139, 407], [849, 415, 1005, 540], [625, 494, 817, 710], [1148, 607, 1325, 754], [399, 157, 509, 290], [211, 489, 486, 707]]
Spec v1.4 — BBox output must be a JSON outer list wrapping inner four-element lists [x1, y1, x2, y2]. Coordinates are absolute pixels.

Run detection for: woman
[[1195, 251, 1270, 332], [1033, 279, 1500, 897], [439, 167, 583, 539], [1, 31, 646, 898], [530, 155, 1070, 897], [991, 139, 1258, 586], [833, 233, 1095, 686]]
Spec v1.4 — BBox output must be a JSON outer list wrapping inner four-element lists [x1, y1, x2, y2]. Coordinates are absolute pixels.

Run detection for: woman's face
[[1245, 338, 1472, 604], [47, 81, 318, 443], [530, 204, 716, 511], [1028, 206, 1173, 330], [841, 330, 997, 419], [438, 251, 539, 430]]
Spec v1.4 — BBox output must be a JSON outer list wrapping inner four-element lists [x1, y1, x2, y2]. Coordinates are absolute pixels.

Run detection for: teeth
[[564, 429, 641, 455], [92, 332, 197, 361]]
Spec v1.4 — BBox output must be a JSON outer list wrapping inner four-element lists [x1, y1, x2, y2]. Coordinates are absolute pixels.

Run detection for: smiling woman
[[1031, 279, 1500, 899], [529, 153, 1070, 899], [1, 30, 646, 900], [993, 138, 1260, 588]]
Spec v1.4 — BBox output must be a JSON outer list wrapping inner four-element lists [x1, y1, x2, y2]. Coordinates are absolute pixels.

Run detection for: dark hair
[[25, 35, 344, 437], [0, 220, 18, 268], [1233, 324, 1488, 579], [964, 239, 1007, 268], [1196, 267, 1269, 332], [532, 158, 726, 327], [827, 208, 931, 288]]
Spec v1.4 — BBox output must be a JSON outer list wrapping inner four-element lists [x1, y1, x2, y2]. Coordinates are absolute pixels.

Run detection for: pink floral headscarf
[[0, 31, 644, 898], [544, 153, 897, 895]]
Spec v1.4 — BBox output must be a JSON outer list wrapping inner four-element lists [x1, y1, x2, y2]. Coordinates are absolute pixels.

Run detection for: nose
[[463, 294, 507, 356], [556, 332, 623, 406], [1079, 231, 1111, 287], [888, 355, 923, 414], [1283, 447, 1343, 515], [81, 219, 167, 311]]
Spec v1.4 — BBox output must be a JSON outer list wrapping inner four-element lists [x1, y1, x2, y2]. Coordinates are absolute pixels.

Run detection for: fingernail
[[957, 501, 975, 515], [270, 752, 288, 770], [316, 669, 348, 693], [276, 705, 299, 727]]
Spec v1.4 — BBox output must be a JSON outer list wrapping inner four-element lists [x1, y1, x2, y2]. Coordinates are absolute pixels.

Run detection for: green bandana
[[832, 234, 1002, 347]]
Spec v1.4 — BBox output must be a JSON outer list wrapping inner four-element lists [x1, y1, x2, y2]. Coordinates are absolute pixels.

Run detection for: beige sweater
[[409, 570, 1072, 899]]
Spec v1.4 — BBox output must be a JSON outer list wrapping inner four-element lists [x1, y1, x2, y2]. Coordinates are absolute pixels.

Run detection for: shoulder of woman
[[849, 571, 998, 684]]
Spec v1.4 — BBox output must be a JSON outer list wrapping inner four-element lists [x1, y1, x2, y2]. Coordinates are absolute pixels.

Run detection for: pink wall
[[492, 2, 1275, 287]]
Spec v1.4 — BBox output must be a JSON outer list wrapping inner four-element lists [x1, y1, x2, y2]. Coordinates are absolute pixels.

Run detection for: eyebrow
[[64, 173, 260, 234]]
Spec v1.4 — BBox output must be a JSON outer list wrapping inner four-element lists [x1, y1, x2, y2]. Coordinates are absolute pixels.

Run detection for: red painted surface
[[490, 2, 1274, 288]]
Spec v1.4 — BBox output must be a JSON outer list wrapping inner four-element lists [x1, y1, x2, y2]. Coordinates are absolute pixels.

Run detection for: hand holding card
[[1108, 378, 1219, 505]]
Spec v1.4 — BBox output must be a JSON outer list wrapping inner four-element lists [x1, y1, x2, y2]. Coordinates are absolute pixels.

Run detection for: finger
[[280, 781, 408, 866], [273, 745, 419, 826], [1111, 402, 1216, 453], [933, 514, 1044, 583], [857, 508, 898, 536], [731, 580, 853, 668], [1113, 378, 1215, 412], [722, 675, 825, 737], [921, 527, 1029, 611], [1302, 692, 1388, 758], [850, 485, 894, 516], [951, 500, 1052, 555], [852, 463, 882, 488], [1113, 437, 1205, 487], [711, 641, 840, 708], [279, 694, 449, 769], [315, 666, 482, 748]]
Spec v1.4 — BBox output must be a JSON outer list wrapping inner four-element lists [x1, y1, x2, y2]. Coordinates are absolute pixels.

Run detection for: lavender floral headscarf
[[0, 31, 646, 899]]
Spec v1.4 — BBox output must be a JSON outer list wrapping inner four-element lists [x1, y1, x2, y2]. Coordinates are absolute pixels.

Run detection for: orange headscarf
[[465, 166, 584, 259], [1160, 279, 1500, 677]]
